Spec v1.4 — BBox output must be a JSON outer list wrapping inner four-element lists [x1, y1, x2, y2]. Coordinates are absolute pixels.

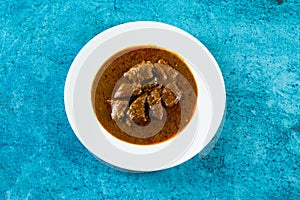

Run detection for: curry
[[92, 46, 197, 145]]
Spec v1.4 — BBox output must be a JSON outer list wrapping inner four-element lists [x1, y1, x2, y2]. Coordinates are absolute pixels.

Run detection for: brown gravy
[[92, 46, 197, 145]]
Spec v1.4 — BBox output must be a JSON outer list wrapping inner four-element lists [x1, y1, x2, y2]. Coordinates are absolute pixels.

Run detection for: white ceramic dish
[[64, 21, 226, 172]]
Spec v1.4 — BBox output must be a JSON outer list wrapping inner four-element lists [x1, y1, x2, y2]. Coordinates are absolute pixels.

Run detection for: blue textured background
[[1, 0, 299, 199]]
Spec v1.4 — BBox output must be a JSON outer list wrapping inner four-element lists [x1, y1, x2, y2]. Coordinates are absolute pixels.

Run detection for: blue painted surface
[[1, 0, 299, 199]]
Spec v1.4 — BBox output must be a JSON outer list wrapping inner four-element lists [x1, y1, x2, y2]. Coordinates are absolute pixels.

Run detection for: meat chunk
[[160, 64, 179, 80], [166, 82, 182, 98], [149, 103, 164, 120], [162, 87, 177, 107], [162, 82, 182, 107], [124, 61, 153, 83], [112, 59, 183, 126], [154, 59, 179, 83], [109, 100, 128, 120], [113, 83, 142, 99], [127, 93, 148, 125], [142, 77, 159, 92], [147, 86, 162, 106], [147, 86, 164, 120], [154, 63, 168, 82]]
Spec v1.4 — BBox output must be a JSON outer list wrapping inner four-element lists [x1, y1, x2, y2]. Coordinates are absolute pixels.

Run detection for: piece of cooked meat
[[166, 82, 182, 98], [127, 93, 148, 125], [142, 77, 159, 92], [161, 82, 182, 107], [147, 86, 164, 120], [160, 64, 179, 80], [149, 103, 164, 120], [153, 63, 168, 82], [162, 87, 177, 108], [109, 100, 128, 120], [124, 60, 153, 83], [113, 83, 142, 99], [147, 86, 162, 106], [154, 59, 179, 83]]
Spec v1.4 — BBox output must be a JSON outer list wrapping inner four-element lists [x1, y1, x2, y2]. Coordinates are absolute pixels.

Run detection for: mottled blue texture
[[1, 0, 299, 199]]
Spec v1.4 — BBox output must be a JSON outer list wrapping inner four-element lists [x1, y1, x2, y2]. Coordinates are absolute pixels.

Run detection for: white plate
[[64, 21, 226, 172]]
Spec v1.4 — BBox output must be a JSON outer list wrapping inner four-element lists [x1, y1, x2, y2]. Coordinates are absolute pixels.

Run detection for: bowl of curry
[[64, 21, 226, 172], [92, 46, 198, 145]]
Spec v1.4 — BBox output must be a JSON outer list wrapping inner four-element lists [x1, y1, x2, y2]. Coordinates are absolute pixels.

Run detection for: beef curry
[[92, 46, 197, 145]]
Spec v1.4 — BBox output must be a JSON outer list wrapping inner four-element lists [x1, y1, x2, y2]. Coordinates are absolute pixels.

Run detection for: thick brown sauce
[[92, 46, 197, 145]]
